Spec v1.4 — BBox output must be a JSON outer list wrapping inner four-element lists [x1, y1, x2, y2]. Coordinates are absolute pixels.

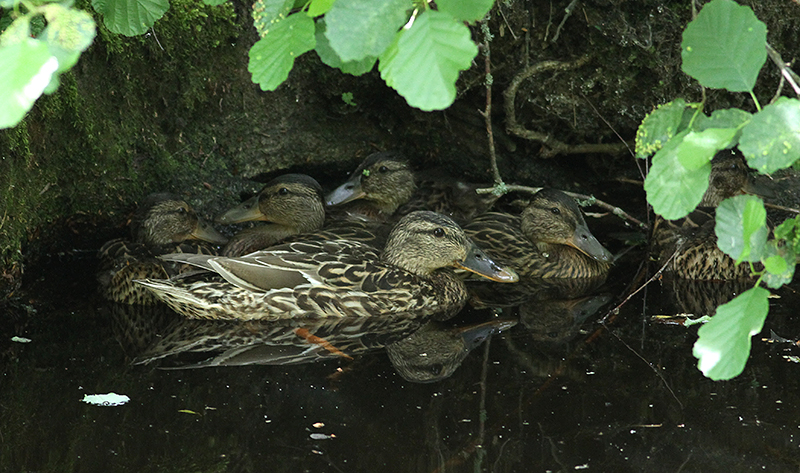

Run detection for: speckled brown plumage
[[464, 189, 613, 279], [137, 211, 518, 321], [650, 151, 761, 280], [98, 193, 226, 304], [326, 151, 497, 224]]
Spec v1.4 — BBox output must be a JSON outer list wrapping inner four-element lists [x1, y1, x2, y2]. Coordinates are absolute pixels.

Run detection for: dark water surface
[[4, 247, 800, 473]]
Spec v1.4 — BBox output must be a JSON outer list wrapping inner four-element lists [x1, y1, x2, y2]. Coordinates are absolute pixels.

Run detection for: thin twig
[[498, 5, 518, 40], [595, 248, 685, 408], [766, 43, 800, 97], [551, 0, 579, 43], [474, 183, 649, 230], [479, 19, 503, 186], [503, 56, 632, 157], [764, 202, 800, 215], [581, 93, 635, 158], [601, 246, 679, 325]]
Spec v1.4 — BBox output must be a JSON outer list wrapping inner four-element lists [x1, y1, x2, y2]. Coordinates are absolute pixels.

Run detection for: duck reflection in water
[[469, 276, 612, 345], [132, 315, 427, 368], [112, 305, 515, 383]]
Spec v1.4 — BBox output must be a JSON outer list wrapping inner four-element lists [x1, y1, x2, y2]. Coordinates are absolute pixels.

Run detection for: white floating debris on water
[[11, 336, 32, 343], [82, 393, 130, 407], [309, 433, 335, 440]]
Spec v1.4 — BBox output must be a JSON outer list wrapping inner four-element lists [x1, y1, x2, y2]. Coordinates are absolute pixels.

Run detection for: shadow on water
[[4, 245, 800, 473]]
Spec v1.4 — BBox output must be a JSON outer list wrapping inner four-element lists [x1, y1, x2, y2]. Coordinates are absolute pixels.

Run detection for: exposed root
[[503, 56, 631, 158]]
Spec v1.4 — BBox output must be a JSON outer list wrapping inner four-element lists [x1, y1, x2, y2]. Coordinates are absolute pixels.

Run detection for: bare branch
[[475, 184, 649, 230]]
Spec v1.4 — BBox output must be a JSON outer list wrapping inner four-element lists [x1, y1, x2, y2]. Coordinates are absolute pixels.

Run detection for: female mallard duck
[[464, 188, 614, 278], [217, 173, 387, 256], [326, 151, 417, 220], [98, 193, 228, 305], [651, 150, 764, 280], [136, 211, 518, 321], [326, 151, 498, 223], [216, 174, 326, 256]]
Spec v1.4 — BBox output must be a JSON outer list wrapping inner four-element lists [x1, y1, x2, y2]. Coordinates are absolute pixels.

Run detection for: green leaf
[[761, 240, 796, 288], [774, 216, 798, 241], [714, 194, 767, 263], [677, 128, 737, 171], [252, 0, 294, 37], [693, 108, 751, 132], [693, 286, 769, 380], [0, 0, 15, 9], [0, 38, 58, 129], [203, 0, 228, 5], [379, 11, 478, 111], [437, 0, 494, 23], [635, 99, 688, 158], [1, 17, 32, 47], [325, 0, 408, 62], [41, 5, 96, 72], [92, 0, 170, 36], [644, 130, 712, 219], [248, 13, 315, 91], [681, 0, 767, 92], [341, 92, 355, 106], [307, 0, 335, 16], [764, 254, 788, 275], [314, 19, 375, 76], [739, 97, 800, 174]]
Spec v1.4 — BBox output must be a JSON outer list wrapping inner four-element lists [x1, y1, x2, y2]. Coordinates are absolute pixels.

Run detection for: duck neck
[[373, 179, 417, 216], [223, 223, 299, 256], [428, 269, 468, 321], [534, 241, 609, 278]]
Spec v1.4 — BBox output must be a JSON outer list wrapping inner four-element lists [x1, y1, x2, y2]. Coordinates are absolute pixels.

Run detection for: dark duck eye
[[278, 187, 289, 196], [378, 165, 389, 173], [550, 207, 560, 215], [433, 228, 445, 238]]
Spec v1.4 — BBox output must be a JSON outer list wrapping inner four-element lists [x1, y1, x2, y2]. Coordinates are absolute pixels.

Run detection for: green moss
[[0, 0, 243, 286]]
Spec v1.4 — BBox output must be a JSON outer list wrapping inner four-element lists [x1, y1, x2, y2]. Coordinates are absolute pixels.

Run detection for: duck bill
[[743, 178, 776, 200], [326, 178, 366, 206], [457, 318, 518, 350], [568, 224, 613, 262], [190, 219, 229, 245], [455, 244, 519, 283], [216, 195, 265, 224]]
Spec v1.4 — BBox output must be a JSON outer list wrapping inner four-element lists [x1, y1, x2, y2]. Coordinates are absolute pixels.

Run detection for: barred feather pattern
[[98, 238, 218, 305], [651, 209, 755, 280]]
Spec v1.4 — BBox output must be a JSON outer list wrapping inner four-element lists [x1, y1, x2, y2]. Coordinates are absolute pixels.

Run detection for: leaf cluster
[[635, 0, 800, 381], [0, 0, 96, 128], [247, 0, 494, 111], [1, 0, 496, 129]]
